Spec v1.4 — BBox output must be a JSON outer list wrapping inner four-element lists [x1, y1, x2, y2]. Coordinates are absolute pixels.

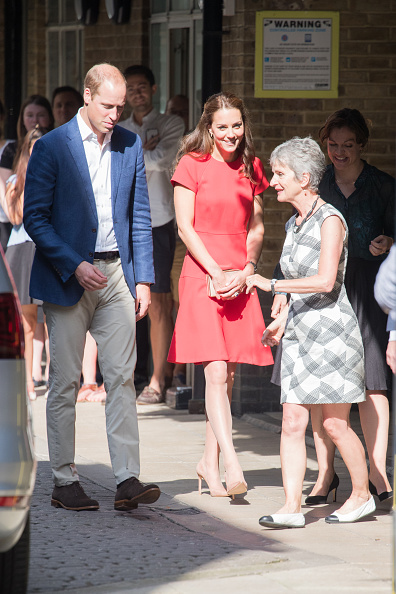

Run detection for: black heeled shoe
[[305, 474, 339, 505], [369, 480, 393, 503]]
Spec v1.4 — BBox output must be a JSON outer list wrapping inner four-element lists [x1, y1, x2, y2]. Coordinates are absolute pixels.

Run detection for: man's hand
[[369, 235, 393, 257], [75, 261, 108, 291], [386, 340, 396, 374], [143, 135, 159, 151], [135, 283, 151, 321]]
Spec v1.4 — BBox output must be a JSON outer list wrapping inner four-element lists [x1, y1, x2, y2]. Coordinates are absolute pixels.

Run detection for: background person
[[0, 98, 13, 251], [168, 92, 273, 498], [24, 63, 160, 512], [306, 109, 394, 507], [165, 94, 190, 387], [375, 245, 396, 374], [119, 65, 185, 403], [247, 137, 375, 528], [52, 85, 104, 403], [52, 86, 84, 127], [166, 94, 189, 133], [0, 95, 54, 235], [1, 126, 47, 401]]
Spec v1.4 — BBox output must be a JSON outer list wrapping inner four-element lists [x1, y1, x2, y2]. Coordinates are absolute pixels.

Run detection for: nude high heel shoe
[[196, 462, 228, 497], [224, 471, 248, 499]]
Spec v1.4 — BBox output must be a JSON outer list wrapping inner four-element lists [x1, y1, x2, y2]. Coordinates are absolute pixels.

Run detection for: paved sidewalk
[[28, 395, 393, 594]]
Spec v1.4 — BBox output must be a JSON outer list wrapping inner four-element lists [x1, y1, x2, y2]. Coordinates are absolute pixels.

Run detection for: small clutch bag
[[206, 270, 239, 297]]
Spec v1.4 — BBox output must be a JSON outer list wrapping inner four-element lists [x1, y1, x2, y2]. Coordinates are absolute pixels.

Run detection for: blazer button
[[89, 252, 93, 257], [92, 228, 96, 233]]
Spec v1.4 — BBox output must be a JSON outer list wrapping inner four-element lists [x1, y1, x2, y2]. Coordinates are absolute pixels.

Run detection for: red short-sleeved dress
[[167, 153, 274, 366]]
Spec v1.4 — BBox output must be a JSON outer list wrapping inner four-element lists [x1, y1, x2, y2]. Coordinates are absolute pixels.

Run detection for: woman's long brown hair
[[174, 92, 258, 183], [6, 126, 46, 225]]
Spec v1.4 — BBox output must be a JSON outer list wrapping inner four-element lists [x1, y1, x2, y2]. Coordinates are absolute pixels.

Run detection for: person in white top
[[119, 65, 185, 404], [375, 244, 396, 374]]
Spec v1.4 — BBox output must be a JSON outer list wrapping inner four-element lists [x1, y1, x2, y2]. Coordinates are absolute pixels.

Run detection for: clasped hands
[[211, 269, 248, 300]]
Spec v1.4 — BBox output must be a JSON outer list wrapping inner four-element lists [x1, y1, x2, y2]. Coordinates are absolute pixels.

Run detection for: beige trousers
[[44, 258, 139, 486]]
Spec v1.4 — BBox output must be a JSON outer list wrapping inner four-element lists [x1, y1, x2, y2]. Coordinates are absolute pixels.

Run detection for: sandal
[[77, 383, 97, 402], [136, 385, 164, 405]]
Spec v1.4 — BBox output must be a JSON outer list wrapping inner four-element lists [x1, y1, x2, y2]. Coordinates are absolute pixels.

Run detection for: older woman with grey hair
[[246, 137, 375, 528]]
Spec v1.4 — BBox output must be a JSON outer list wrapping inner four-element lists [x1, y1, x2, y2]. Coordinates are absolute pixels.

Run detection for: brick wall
[[0, 0, 149, 116], [26, 0, 46, 94], [84, 2, 149, 75], [223, 0, 396, 279]]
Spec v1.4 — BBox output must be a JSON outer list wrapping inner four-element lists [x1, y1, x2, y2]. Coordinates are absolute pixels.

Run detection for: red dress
[[168, 154, 273, 366]]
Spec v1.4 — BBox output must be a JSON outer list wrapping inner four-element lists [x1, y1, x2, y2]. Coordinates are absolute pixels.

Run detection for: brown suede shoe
[[51, 482, 99, 511], [114, 477, 161, 511]]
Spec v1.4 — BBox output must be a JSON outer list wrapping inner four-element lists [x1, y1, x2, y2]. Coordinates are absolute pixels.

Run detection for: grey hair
[[270, 137, 326, 192]]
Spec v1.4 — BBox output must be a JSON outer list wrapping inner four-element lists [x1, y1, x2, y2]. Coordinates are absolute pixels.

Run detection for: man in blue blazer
[[24, 63, 161, 511]]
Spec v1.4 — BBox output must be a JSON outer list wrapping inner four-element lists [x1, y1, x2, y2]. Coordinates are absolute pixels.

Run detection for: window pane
[[64, 30, 79, 88], [169, 28, 189, 98], [47, 0, 59, 25], [47, 31, 59, 96], [171, 0, 191, 10], [193, 19, 203, 125], [151, 23, 168, 113], [63, 0, 77, 23], [152, 0, 167, 12]]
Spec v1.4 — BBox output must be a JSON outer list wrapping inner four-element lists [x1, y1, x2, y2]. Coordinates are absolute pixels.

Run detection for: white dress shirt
[[374, 243, 396, 338], [119, 108, 184, 228], [77, 109, 117, 253]]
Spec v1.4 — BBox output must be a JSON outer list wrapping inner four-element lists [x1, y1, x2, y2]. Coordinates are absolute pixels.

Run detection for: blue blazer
[[23, 116, 154, 306]]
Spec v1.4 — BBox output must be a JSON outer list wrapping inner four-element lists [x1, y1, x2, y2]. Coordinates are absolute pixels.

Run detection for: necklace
[[293, 197, 319, 233]]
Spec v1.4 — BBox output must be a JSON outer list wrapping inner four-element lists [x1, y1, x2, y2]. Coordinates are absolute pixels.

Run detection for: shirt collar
[[77, 108, 113, 146], [131, 107, 158, 127]]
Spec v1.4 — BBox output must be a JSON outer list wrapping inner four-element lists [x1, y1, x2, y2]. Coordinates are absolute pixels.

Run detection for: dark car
[[0, 246, 36, 593]]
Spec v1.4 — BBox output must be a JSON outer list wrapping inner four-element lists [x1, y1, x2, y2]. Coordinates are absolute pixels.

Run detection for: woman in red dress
[[168, 92, 273, 498]]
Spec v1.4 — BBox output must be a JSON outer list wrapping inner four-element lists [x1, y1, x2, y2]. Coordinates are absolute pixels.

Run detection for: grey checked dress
[[280, 203, 365, 405]]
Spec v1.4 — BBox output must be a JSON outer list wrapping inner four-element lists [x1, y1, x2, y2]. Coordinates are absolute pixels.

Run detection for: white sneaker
[[325, 496, 376, 523], [259, 512, 305, 528]]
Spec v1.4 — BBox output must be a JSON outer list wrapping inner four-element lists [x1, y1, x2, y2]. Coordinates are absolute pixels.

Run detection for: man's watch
[[271, 278, 277, 296]]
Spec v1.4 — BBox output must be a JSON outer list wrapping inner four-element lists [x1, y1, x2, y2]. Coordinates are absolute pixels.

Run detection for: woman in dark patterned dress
[[305, 109, 394, 508]]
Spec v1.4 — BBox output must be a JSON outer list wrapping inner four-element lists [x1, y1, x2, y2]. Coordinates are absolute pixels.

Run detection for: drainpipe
[[3, 0, 23, 139], [201, 0, 222, 105]]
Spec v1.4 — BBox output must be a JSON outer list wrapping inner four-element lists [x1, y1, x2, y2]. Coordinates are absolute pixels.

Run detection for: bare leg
[[32, 322, 45, 382], [21, 304, 38, 399], [148, 292, 174, 394], [82, 331, 98, 385], [308, 405, 337, 496], [275, 403, 310, 514], [197, 362, 235, 496], [322, 403, 370, 514], [202, 361, 245, 491], [358, 391, 392, 493], [43, 316, 50, 382]]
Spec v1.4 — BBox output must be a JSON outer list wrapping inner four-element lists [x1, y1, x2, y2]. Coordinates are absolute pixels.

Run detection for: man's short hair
[[52, 86, 84, 107], [123, 65, 155, 87], [84, 63, 126, 99]]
